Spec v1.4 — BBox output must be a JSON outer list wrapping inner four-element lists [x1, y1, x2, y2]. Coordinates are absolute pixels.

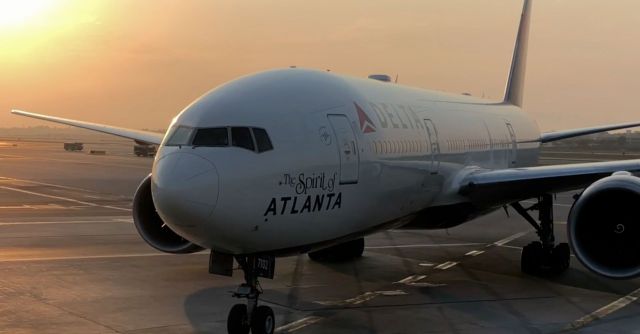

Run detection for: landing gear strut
[[227, 256, 275, 334], [511, 194, 570, 275]]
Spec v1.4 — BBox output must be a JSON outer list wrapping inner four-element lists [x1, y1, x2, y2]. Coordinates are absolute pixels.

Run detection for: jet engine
[[132, 174, 204, 254], [568, 173, 640, 279]]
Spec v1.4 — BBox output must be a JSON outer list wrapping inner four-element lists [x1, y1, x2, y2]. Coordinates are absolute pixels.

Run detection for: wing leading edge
[[459, 160, 640, 206], [11, 110, 164, 145], [539, 122, 640, 143]]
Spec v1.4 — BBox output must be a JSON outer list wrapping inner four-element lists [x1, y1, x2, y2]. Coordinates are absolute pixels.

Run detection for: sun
[[0, 0, 56, 28]]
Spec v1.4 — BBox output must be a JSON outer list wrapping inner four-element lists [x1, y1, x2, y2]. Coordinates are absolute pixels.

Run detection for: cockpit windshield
[[164, 125, 273, 153], [192, 127, 228, 147]]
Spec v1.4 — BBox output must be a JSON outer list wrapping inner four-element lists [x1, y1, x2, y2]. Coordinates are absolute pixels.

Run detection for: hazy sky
[[1, 0, 639, 132]]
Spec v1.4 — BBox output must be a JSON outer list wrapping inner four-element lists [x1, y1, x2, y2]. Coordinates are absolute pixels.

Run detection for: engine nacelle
[[568, 173, 640, 279], [133, 174, 204, 254]]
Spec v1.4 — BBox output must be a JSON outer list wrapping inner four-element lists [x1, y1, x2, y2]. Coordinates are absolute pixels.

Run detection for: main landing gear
[[308, 238, 365, 262], [511, 194, 570, 275], [227, 256, 276, 334]]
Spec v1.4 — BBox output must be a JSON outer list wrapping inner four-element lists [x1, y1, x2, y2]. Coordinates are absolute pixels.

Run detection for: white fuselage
[[150, 68, 541, 255]]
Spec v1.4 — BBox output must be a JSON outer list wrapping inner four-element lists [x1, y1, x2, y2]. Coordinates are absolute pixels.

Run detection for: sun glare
[[0, 0, 56, 28]]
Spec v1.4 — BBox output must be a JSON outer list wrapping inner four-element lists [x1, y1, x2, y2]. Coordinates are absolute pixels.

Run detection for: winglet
[[503, 0, 532, 107]]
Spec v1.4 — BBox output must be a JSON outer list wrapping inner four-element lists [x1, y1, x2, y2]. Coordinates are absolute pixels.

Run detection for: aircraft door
[[327, 115, 359, 184], [505, 122, 517, 167], [423, 119, 440, 174]]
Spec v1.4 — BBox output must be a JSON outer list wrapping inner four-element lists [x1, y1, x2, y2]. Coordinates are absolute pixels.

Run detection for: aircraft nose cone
[[152, 151, 219, 227]]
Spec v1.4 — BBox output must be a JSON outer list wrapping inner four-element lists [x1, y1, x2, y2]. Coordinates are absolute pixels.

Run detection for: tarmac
[[0, 141, 638, 333]]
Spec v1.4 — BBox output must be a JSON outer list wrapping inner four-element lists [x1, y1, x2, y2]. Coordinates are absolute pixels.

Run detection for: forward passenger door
[[328, 115, 359, 184], [423, 119, 440, 174]]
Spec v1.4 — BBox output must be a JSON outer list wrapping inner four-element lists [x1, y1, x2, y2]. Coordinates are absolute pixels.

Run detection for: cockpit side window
[[231, 127, 255, 151], [192, 127, 229, 147], [252, 128, 273, 153], [165, 126, 194, 146]]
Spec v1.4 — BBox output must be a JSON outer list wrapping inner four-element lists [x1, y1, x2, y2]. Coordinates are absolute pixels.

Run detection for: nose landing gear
[[511, 194, 570, 275], [227, 256, 276, 334]]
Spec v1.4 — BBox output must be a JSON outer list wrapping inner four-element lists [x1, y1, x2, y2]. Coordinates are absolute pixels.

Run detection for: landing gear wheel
[[251, 305, 275, 334], [308, 238, 364, 262], [227, 304, 250, 334], [551, 243, 570, 274], [513, 195, 572, 276], [521, 241, 543, 274], [308, 249, 332, 262], [521, 242, 571, 275]]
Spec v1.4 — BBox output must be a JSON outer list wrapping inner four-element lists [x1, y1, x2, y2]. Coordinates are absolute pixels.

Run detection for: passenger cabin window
[[252, 128, 273, 153], [231, 127, 255, 151], [193, 127, 228, 147], [166, 126, 194, 146]]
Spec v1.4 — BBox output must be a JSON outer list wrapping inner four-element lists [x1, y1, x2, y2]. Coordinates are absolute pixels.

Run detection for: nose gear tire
[[227, 304, 250, 334], [251, 305, 275, 334]]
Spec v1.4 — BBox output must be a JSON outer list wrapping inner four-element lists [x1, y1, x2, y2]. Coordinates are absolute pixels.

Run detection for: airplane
[[11, 1, 640, 333]]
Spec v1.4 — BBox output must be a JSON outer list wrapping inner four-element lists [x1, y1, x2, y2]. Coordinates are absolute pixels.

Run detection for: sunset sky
[[1, 0, 639, 132]]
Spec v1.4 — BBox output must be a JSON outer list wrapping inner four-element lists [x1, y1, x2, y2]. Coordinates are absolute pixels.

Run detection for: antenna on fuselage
[[503, 0, 532, 108]]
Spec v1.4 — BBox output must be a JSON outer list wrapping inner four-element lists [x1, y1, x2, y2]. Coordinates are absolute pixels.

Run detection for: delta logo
[[354, 102, 376, 134]]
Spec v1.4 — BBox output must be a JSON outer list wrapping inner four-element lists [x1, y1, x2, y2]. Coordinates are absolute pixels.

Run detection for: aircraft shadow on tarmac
[[182, 251, 640, 333]]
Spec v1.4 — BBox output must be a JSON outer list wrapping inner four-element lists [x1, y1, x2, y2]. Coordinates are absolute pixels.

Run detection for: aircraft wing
[[11, 109, 164, 145], [458, 160, 640, 206], [538, 122, 640, 143]]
